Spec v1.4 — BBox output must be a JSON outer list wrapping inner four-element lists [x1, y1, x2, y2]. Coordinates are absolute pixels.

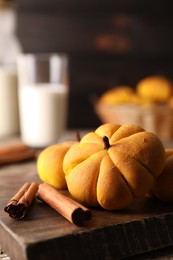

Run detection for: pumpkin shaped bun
[[136, 75, 173, 103], [63, 123, 166, 210], [152, 148, 173, 202], [37, 141, 76, 189], [99, 86, 138, 105]]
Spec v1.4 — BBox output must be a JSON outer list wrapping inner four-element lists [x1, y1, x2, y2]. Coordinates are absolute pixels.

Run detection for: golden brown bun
[[168, 96, 173, 108], [37, 141, 76, 189], [99, 86, 139, 105], [152, 148, 173, 202], [63, 123, 166, 210], [136, 76, 173, 103]]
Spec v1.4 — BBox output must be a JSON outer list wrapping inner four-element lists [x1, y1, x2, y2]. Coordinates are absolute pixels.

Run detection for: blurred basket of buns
[[95, 75, 173, 141]]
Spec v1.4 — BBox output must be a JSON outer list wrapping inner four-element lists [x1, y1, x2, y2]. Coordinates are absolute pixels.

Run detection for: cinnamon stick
[[4, 182, 38, 219], [0, 143, 28, 156], [37, 183, 92, 226], [0, 143, 38, 165]]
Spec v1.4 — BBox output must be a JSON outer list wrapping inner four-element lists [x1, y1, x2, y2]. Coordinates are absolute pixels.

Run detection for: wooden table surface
[[0, 132, 173, 260]]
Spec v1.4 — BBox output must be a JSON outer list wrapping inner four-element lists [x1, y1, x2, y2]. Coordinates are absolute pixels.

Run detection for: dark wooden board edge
[[0, 222, 27, 260], [1, 212, 172, 260]]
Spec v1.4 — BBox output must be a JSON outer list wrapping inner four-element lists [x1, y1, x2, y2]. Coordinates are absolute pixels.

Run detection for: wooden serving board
[[0, 159, 173, 260]]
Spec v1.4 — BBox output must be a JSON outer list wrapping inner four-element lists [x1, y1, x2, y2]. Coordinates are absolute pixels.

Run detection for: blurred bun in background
[[95, 75, 173, 142], [136, 75, 173, 103]]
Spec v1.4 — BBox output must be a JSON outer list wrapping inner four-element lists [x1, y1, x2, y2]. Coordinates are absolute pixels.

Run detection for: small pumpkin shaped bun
[[37, 141, 77, 189], [99, 86, 138, 105], [152, 149, 173, 202], [63, 123, 166, 210], [136, 75, 173, 103]]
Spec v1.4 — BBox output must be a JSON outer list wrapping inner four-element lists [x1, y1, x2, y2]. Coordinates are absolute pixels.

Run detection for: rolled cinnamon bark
[[37, 183, 92, 226], [4, 182, 39, 219], [0, 143, 38, 165]]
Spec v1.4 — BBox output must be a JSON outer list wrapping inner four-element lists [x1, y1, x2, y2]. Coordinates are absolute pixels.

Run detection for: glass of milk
[[0, 2, 22, 138], [17, 53, 69, 148], [0, 68, 19, 137]]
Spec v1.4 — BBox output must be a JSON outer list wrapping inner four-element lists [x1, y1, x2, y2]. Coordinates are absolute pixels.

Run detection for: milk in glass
[[18, 83, 68, 148], [0, 68, 19, 137], [17, 53, 69, 148], [0, 2, 22, 137]]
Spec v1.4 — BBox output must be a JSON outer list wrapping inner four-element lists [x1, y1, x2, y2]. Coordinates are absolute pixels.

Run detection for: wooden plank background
[[15, 0, 173, 128]]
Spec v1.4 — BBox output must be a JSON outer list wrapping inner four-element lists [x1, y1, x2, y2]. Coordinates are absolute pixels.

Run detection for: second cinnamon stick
[[37, 183, 92, 225]]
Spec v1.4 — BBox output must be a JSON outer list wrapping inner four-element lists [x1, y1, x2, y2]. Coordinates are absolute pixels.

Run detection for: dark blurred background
[[16, 0, 173, 129]]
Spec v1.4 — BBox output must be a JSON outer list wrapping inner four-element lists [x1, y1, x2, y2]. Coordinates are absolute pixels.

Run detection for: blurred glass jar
[[0, 0, 22, 138]]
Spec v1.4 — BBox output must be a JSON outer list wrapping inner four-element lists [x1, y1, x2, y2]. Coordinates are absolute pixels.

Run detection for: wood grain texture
[[0, 157, 173, 259]]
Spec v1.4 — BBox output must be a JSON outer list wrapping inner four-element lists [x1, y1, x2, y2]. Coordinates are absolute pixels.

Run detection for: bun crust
[[136, 76, 173, 103], [63, 123, 166, 210], [152, 148, 173, 202]]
